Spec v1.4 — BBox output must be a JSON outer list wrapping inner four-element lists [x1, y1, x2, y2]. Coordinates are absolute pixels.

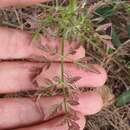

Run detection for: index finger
[[0, 27, 85, 62], [0, 0, 51, 8]]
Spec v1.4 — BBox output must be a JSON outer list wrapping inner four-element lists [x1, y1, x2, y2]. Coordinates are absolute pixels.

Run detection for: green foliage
[[34, 0, 95, 43], [94, 3, 116, 23], [124, 2, 130, 13], [111, 27, 122, 48], [128, 23, 130, 39], [96, 6, 114, 16], [116, 90, 130, 107]]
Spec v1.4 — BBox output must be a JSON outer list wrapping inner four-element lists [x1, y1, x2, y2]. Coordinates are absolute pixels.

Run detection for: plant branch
[[61, 38, 68, 113]]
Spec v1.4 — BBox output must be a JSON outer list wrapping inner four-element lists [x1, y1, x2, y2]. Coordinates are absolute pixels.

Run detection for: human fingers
[[0, 27, 85, 62], [0, 0, 51, 8], [0, 62, 107, 93], [0, 62, 43, 93], [0, 92, 102, 130], [37, 63, 107, 88], [14, 113, 85, 130]]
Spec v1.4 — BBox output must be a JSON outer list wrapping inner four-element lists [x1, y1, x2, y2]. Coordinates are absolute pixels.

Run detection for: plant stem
[[61, 38, 68, 113]]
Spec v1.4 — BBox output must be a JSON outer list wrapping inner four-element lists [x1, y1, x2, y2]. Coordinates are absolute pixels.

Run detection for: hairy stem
[[61, 39, 71, 129], [61, 38, 68, 113]]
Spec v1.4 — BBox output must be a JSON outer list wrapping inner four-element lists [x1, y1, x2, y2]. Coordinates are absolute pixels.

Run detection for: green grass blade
[[112, 27, 122, 47], [128, 22, 130, 39], [116, 90, 130, 107]]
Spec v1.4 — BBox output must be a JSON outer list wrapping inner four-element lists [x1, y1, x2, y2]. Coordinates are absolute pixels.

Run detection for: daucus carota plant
[[32, 0, 101, 130]]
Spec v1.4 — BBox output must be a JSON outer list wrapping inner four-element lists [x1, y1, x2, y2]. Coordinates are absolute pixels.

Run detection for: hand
[[0, 1, 107, 130]]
